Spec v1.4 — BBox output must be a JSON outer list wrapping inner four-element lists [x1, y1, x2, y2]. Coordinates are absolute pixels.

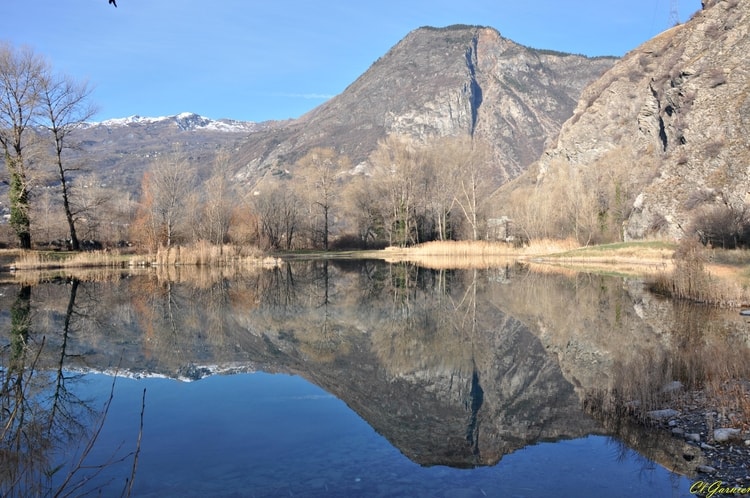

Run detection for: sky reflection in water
[[76, 371, 693, 498]]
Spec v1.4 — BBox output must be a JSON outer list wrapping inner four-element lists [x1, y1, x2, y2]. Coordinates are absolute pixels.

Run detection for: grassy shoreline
[[2, 239, 748, 306]]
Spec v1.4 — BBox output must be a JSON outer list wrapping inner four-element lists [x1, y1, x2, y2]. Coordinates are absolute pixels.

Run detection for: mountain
[[87, 112, 260, 133], [67, 27, 615, 196], [496, 0, 750, 243], [68, 112, 278, 188], [233, 25, 616, 186]]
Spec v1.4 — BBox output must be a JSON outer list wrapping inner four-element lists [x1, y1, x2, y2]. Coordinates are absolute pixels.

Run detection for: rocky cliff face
[[503, 0, 750, 240], [235, 25, 615, 185]]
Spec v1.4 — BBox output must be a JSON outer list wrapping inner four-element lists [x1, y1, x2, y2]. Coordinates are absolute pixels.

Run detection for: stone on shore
[[714, 428, 742, 443], [647, 409, 680, 421]]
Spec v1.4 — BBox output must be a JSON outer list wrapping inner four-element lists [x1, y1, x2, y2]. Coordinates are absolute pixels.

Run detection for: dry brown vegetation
[[649, 238, 750, 307], [588, 300, 750, 432], [9, 249, 131, 271], [378, 238, 750, 307], [151, 241, 267, 267], [377, 239, 671, 272], [2, 242, 276, 273]]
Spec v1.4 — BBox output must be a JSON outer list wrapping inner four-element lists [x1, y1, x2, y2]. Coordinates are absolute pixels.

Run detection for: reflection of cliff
[[350, 266, 601, 466], [490, 267, 750, 409], [0, 261, 729, 474]]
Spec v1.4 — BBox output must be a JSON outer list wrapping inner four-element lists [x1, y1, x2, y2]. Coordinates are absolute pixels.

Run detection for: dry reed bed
[[381, 239, 580, 269], [10, 250, 130, 270], [380, 239, 675, 273], [4, 242, 278, 272], [150, 242, 276, 268], [382, 239, 750, 306]]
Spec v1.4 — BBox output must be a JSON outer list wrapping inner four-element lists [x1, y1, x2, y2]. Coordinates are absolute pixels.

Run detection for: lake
[[1, 260, 745, 497]]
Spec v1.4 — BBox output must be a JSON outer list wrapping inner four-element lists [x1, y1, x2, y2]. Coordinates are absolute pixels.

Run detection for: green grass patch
[[542, 240, 677, 258]]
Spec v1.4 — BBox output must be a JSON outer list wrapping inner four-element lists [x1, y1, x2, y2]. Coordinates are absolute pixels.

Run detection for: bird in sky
[[109, 0, 117, 7]]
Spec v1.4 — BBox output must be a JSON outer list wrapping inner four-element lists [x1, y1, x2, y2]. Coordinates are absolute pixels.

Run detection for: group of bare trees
[[506, 146, 655, 245], [0, 42, 248, 252], [251, 135, 495, 250], [346, 135, 493, 247], [0, 42, 98, 249], [129, 151, 249, 251]]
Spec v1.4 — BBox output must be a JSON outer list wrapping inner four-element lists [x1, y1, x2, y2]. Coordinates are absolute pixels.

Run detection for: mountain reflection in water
[[2, 260, 744, 496]]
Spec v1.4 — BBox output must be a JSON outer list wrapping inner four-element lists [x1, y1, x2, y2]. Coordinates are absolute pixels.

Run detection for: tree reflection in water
[[1, 261, 748, 488], [0, 279, 142, 497]]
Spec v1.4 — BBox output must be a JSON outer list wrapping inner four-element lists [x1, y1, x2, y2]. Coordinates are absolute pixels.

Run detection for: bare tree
[[196, 152, 235, 246], [295, 147, 349, 250], [343, 174, 385, 248], [253, 183, 301, 251], [134, 154, 196, 250], [369, 135, 426, 247], [424, 137, 464, 240], [68, 173, 112, 242], [0, 43, 47, 248], [453, 137, 492, 240], [38, 72, 97, 250]]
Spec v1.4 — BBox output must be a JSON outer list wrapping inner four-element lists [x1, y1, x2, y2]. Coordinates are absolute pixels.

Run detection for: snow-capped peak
[[89, 112, 256, 133]]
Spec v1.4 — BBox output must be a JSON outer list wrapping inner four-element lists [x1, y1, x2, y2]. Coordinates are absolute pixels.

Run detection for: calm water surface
[[74, 372, 690, 498], [2, 260, 744, 497]]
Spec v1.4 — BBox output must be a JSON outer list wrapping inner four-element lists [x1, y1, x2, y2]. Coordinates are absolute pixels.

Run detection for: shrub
[[667, 237, 712, 301], [690, 204, 750, 249], [683, 188, 716, 210], [329, 234, 388, 250]]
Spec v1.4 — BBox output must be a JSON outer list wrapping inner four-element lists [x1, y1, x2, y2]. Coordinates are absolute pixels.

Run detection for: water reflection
[[0, 278, 141, 496], [1, 261, 746, 494]]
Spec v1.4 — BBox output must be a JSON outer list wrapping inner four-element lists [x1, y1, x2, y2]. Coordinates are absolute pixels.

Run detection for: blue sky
[[3, 0, 701, 123]]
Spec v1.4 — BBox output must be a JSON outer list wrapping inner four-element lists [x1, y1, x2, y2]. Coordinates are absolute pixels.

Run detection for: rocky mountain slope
[[63, 112, 280, 188], [68, 26, 615, 194], [233, 25, 616, 186], [497, 0, 750, 242]]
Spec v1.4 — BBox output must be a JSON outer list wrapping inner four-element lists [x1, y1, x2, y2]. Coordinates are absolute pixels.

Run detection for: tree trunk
[[9, 170, 31, 249], [61, 179, 79, 250]]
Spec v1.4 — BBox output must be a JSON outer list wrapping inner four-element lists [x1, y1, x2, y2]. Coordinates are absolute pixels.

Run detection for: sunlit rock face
[[501, 0, 750, 240]]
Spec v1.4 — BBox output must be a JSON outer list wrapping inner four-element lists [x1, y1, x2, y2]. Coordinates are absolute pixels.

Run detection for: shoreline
[[649, 382, 750, 486]]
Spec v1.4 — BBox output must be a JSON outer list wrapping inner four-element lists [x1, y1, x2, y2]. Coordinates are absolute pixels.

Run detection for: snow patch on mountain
[[89, 112, 257, 133]]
